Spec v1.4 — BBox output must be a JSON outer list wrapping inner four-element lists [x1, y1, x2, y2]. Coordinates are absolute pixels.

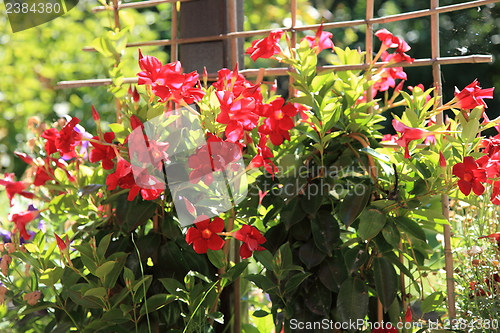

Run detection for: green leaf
[[284, 272, 311, 295], [339, 184, 371, 227], [311, 210, 340, 256], [301, 180, 324, 216], [253, 250, 275, 271], [140, 294, 176, 316], [373, 257, 398, 311], [20, 301, 54, 315], [304, 280, 332, 317], [39, 267, 64, 286], [344, 245, 368, 274], [245, 274, 276, 292], [101, 308, 132, 324], [337, 277, 368, 331], [280, 196, 307, 230], [357, 208, 387, 241], [359, 147, 390, 163], [97, 233, 113, 260], [95, 261, 116, 279], [299, 239, 326, 269], [159, 278, 187, 298], [421, 291, 444, 313], [207, 249, 226, 269], [252, 309, 270, 318], [84, 287, 107, 298], [393, 216, 426, 241], [103, 252, 128, 289], [382, 222, 401, 248], [225, 262, 249, 281]]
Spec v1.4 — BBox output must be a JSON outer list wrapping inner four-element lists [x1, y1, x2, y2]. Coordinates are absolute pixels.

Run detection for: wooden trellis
[[56, 0, 500, 330]]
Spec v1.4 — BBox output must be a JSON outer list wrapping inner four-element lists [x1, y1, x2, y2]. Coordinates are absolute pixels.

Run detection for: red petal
[[239, 243, 253, 259], [207, 235, 225, 251], [458, 179, 472, 196], [186, 227, 201, 245], [209, 217, 225, 233], [192, 238, 208, 254]]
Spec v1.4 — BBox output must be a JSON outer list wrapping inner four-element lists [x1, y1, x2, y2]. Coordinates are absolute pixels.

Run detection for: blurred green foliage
[[0, 0, 170, 178]]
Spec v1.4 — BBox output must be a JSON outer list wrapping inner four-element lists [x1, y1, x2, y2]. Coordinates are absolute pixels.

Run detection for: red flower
[[128, 86, 140, 103], [392, 119, 435, 159], [9, 210, 38, 241], [404, 305, 412, 323], [213, 65, 262, 103], [55, 234, 70, 251], [0, 173, 34, 207], [137, 50, 205, 104], [453, 79, 494, 110], [479, 232, 500, 248], [452, 156, 487, 196], [245, 30, 284, 61], [106, 157, 163, 201], [258, 99, 298, 146], [491, 181, 500, 205], [186, 216, 225, 254], [216, 90, 260, 142], [439, 152, 447, 168], [381, 134, 398, 143], [481, 134, 500, 157], [234, 225, 266, 259], [41, 117, 82, 159], [188, 135, 243, 186], [302, 25, 334, 53], [89, 132, 116, 170], [375, 28, 410, 53], [250, 136, 278, 176], [373, 52, 408, 92], [34, 167, 54, 186], [91, 105, 100, 121]]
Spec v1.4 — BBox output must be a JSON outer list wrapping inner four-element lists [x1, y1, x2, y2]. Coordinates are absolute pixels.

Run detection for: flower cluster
[[185, 215, 266, 259]]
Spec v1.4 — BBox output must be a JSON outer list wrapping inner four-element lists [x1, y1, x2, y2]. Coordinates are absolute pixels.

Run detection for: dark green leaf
[[140, 294, 176, 315], [393, 216, 426, 241], [253, 250, 275, 271], [301, 180, 325, 216], [245, 274, 276, 292], [382, 222, 401, 248], [311, 210, 340, 256], [225, 262, 249, 281], [344, 245, 368, 274], [280, 196, 307, 229], [337, 277, 368, 331], [252, 309, 270, 318], [207, 249, 226, 269], [373, 257, 398, 311], [358, 208, 386, 241], [103, 252, 128, 289], [284, 272, 311, 295], [101, 308, 132, 324], [304, 280, 331, 317], [299, 239, 326, 269], [339, 184, 371, 227]]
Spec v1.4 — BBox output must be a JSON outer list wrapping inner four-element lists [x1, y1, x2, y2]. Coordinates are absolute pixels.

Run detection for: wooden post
[[430, 0, 456, 320], [179, 0, 243, 73]]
